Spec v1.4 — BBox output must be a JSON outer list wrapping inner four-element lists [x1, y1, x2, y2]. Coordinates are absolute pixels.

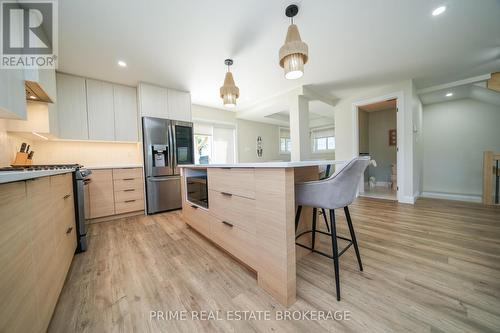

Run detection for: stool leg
[[321, 208, 330, 233], [295, 205, 302, 232], [329, 209, 340, 301], [344, 206, 363, 271], [311, 208, 317, 250]]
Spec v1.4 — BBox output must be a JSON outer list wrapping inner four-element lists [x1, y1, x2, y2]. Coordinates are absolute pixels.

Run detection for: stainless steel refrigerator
[[142, 116, 194, 214]]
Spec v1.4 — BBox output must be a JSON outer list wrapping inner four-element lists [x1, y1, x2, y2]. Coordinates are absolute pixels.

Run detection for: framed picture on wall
[[389, 129, 397, 146]]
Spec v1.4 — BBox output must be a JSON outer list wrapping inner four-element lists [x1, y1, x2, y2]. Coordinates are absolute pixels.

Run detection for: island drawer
[[182, 203, 211, 236], [208, 168, 255, 199], [209, 218, 256, 269], [209, 189, 256, 234]]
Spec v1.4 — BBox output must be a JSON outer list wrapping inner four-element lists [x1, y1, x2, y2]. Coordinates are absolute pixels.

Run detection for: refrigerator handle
[[169, 122, 177, 171]]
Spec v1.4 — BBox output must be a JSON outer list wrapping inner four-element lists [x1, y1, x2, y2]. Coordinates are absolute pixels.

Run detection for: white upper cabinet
[[56, 73, 89, 140], [113, 84, 138, 142], [138, 83, 168, 119], [167, 89, 191, 122], [86, 79, 115, 141], [0, 69, 27, 120]]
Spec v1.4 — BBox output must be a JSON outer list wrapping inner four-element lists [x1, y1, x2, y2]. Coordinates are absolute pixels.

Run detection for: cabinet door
[[88, 169, 115, 218], [0, 68, 27, 119], [30, 177, 58, 332], [56, 73, 89, 139], [167, 89, 191, 122], [114, 84, 138, 141], [0, 181, 39, 333], [87, 79, 115, 141], [138, 83, 169, 119]]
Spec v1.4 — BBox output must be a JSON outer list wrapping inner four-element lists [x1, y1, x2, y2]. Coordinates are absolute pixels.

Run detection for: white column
[[289, 95, 310, 161]]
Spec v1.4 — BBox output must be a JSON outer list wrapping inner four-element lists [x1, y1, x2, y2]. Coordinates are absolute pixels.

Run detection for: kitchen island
[[179, 160, 347, 306]]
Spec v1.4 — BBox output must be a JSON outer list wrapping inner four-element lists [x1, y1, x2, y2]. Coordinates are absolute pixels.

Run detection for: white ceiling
[[58, 0, 500, 111]]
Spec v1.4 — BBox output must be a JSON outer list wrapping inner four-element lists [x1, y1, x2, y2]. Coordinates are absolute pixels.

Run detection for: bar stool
[[295, 157, 370, 301]]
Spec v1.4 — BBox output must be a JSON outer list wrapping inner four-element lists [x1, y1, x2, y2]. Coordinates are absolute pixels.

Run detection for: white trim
[[416, 74, 491, 94], [399, 195, 416, 204], [421, 191, 482, 203], [351, 91, 406, 204]]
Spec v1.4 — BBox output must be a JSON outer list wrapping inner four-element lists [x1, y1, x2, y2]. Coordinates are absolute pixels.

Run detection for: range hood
[[25, 80, 54, 103]]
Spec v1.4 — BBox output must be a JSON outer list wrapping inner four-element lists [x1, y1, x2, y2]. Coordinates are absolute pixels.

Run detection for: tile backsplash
[[0, 120, 142, 167]]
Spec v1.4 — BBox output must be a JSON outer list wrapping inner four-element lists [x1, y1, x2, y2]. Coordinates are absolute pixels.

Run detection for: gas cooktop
[[0, 164, 82, 172]]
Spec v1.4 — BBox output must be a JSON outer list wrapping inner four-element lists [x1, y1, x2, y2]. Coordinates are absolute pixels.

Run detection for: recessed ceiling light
[[29, 95, 37, 99], [432, 6, 446, 16], [445, 92, 453, 97], [117, 60, 127, 67]]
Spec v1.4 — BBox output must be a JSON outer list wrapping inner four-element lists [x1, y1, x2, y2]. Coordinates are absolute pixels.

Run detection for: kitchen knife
[[25, 145, 30, 154], [20, 142, 26, 153], [27, 151, 34, 160]]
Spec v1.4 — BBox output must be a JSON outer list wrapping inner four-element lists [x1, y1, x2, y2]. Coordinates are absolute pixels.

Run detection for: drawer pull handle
[[124, 189, 135, 192], [66, 227, 73, 234], [123, 178, 134, 181], [191, 205, 198, 209], [221, 167, 231, 170], [63, 194, 71, 199], [222, 221, 233, 228], [125, 200, 136, 203], [220, 192, 232, 197]]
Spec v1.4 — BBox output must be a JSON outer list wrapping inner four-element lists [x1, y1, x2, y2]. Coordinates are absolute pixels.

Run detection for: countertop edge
[[0, 169, 74, 184], [178, 160, 349, 168]]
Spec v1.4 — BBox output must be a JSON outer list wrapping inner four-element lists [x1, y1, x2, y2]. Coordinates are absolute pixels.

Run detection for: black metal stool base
[[295, 206, 363, 301], [295, 230, 353, 260]]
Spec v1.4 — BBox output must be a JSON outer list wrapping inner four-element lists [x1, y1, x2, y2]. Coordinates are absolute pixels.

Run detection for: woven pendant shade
[[279, 5, 308, 80], [220, 65, 239, 107]]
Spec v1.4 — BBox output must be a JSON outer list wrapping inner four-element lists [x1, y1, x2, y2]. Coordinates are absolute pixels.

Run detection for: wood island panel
[[181, 165, 319, 307]]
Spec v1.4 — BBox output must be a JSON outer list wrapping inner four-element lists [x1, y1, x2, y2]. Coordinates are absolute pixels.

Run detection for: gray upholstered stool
[[295, 157, 370, 301]]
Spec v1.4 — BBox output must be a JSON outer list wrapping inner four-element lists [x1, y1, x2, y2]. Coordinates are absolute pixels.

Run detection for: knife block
[[12, 152, 31, 166]]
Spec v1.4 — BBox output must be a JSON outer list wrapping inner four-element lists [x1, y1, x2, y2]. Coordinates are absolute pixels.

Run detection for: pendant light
[[279, 4, 308, 80], [220, 59, 239, 108]]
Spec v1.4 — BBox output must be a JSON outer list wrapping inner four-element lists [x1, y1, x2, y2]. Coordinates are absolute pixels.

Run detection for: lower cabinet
[[181, 178, 257, 270], [88, 167, 144, 220], [0, 173, 76, 333]]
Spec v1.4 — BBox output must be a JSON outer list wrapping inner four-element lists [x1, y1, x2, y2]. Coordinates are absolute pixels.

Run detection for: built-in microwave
[[186, 173, 208, 209]]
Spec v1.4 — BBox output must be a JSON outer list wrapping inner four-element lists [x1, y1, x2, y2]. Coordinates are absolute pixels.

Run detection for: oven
[[73, 167, 92, 252]]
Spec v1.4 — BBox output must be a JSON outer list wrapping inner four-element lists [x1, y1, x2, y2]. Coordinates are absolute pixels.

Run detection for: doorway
[[357, 99, 398, 200]]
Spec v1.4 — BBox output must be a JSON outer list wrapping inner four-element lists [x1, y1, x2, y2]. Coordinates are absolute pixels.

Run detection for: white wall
[[192, 104, 237, 125], [367, 109, 397, 182], [237, 119, 290, 163], [422, 98, 500, 200], [333, 79, 418, 202]]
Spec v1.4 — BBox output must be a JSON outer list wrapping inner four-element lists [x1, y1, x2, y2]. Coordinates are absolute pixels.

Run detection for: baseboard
[[87, 210, 144, 224], [421, 191, 482, 203], [398, 195, 416, 204]]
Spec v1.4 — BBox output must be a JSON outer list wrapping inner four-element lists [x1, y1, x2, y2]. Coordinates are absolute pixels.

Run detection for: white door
[[167, 89, 191, 122], [113, 84, 138, 142], [86, 79, 115, 141], [138, 83, 169, 119], [56, 73, 89, 140]]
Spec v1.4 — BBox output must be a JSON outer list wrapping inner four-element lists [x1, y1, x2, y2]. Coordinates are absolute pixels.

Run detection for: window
[[279, 127, 291, 154], [311, 126, 335, 152], [194, 122, 236, 164]]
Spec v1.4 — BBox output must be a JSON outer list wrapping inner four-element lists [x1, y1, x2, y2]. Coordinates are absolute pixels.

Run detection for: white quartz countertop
[[179, 160, 348, 168], [86, 164, 143, 170], [0, 169, 74, 184]]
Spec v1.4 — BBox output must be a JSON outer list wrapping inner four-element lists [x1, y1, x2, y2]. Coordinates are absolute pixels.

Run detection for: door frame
[[351, 91, 405, 202]]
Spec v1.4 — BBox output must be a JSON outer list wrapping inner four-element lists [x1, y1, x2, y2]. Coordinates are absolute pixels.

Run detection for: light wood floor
[[48, 198, 500, 333]]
